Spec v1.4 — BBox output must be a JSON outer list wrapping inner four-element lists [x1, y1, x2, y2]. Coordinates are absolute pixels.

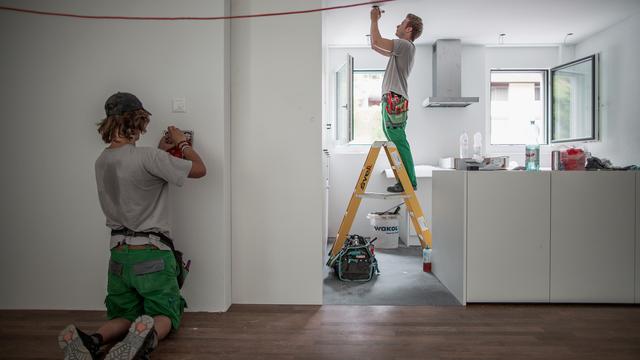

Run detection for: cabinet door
[[467, 172, 550, 302], [550, 172, 635, 303]]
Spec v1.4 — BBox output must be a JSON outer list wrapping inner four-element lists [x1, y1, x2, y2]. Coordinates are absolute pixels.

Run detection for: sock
[[90, 333, 103, 347], [150, 329, 158, 350]]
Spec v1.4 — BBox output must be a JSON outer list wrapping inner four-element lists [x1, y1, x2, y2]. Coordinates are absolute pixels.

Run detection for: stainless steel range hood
[[422, 39, 479, 108]]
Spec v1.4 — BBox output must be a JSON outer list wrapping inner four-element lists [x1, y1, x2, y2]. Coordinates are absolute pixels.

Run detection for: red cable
[[0, 0, 394, 21]]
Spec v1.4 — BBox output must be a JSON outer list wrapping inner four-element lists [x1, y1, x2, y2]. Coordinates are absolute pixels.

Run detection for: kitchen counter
[[432, 170, 640, 305]]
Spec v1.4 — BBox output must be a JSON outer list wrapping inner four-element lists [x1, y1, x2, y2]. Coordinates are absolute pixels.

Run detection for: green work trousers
[[381, 104, 417, 187]]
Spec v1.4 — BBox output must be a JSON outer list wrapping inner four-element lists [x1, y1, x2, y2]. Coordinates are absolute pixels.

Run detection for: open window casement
[[550, 54, 599, 143], [335, 54, 353, 146]]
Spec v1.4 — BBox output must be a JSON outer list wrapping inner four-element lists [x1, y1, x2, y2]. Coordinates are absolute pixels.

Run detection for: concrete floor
[[323, 242, 460, 305]]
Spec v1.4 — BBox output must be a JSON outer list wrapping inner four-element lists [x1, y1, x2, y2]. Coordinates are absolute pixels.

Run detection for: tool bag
[[111, 228, 190, 289], [383, 92, 409, 126], [330, 234, 379, 282]]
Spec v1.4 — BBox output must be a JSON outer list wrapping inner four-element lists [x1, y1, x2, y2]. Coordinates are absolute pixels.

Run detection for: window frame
[[550, 54, 599, 143], [488, 68, 550, 146]]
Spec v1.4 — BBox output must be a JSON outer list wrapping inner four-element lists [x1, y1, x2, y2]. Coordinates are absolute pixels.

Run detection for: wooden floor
[[1, 304, 640, 359]]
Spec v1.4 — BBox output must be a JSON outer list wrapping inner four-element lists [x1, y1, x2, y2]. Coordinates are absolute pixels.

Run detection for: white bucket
[[367, 213, 400, 249]]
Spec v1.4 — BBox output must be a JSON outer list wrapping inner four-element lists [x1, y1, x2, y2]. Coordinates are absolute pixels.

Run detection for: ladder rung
[[357, 192, 410, 200]]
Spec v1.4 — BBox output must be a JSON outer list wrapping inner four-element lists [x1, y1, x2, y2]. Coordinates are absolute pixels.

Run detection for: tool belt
[[111, 228, 189, 289], [383, 92, 409, 127]]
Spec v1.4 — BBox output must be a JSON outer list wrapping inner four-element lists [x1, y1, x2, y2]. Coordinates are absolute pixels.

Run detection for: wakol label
[[374, 225, 399, 233]]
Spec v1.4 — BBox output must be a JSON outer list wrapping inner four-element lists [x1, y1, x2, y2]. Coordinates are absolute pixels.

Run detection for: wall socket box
[[172, 97, 186, 113], [163, 129, 194, 145]]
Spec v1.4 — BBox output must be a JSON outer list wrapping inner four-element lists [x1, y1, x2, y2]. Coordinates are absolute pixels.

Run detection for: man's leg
[[59, 318, 132, 360], [153, 315, 172, 340], [96, 318, 132, 344], [381, 106, 417, 189], [106, 249, 184, 359], [386, 125, 417, 188]]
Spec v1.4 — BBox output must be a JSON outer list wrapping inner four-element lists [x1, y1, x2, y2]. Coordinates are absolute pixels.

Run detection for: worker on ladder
[[370, 6, 423, 193]]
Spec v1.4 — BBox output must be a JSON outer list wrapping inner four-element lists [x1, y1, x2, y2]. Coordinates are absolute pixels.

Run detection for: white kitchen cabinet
[[550, 172, 636, 303], [432, 171, 466, 304], [466, 172, 551, 302], [432, 170, 638, 304]]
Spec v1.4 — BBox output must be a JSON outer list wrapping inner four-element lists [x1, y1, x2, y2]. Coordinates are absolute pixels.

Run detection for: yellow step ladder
[[328, 141, 432, 260]]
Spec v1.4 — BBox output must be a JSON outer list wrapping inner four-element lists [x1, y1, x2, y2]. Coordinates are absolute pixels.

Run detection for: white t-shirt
[[95, 144, 192, 242]]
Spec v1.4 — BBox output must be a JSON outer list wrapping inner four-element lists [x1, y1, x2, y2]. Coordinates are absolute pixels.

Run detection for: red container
[[423, 262, 432, 273], [560, 148, 586, 170]]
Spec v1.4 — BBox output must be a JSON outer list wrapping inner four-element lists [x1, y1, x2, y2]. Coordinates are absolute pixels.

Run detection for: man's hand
[[158, 134, 176, 151], [167, 126, 188, 145], [370, 6, 393, 55], [370, 6, 382, 22], [158, 132, 174, 151]]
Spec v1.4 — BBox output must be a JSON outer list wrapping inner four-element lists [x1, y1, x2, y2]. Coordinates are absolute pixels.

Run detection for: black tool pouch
[[173, 249, 189, 289]]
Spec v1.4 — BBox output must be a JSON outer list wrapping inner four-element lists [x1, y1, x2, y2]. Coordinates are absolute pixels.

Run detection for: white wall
[[326, 45, 559, 238], [0, 0, 231, 312], [574, 12, 640, 165], [231, 0, 323, 304]]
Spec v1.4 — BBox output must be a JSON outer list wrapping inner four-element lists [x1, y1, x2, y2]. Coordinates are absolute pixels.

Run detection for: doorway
[[321, 47, 459, 306]]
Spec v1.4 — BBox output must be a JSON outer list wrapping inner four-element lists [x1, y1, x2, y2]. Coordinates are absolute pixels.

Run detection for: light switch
[[172, 97, 186, 113]]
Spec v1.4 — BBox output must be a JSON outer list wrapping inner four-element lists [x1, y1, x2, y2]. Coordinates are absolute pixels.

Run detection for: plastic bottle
[[459, 132, 469, 158], [472, 132, 483, 161], [525, 121, 540, 171], [422, 247, 432, 273]]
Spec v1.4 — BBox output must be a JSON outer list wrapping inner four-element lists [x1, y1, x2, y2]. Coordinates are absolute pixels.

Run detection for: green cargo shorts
[[105, 245, 186, 330]]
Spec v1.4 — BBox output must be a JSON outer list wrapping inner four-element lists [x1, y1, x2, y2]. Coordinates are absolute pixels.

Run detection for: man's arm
[[182, 146, 206, 178], [166, 126, 207, 178], [370, 7, 393, 56]]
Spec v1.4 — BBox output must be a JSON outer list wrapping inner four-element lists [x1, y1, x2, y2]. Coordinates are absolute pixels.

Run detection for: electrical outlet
[[163, 129, 194, 145], [172, 97, 186, 113]]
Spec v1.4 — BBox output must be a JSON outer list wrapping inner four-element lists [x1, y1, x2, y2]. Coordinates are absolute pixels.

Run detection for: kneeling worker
[[58, 92, 206, 359]]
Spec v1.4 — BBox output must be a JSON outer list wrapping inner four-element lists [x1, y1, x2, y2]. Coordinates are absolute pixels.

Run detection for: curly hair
[[97, 109, 150, 143], [406, 14, 423, 41]]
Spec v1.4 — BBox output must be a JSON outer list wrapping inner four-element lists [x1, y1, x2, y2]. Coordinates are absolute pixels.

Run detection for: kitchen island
[[432, 170, 639, 304]]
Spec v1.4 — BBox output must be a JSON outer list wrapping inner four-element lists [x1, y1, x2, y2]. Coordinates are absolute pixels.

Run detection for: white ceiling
[[324, 0, 640, 46]]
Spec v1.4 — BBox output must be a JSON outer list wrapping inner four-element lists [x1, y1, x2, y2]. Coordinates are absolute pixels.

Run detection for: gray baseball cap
[[104, 92, 151, 116]]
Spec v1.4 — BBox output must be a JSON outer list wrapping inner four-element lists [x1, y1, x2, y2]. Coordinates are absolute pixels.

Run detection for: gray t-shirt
[[95, 144, 192, 245], [381, 39, 415, 99]]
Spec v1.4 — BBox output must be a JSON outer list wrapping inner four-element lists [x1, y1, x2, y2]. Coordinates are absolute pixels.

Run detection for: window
[[351, 70, 386, 144], [334, 54, 386, 146], [489, 70, 547, 145], [550, 54, 598, 143]]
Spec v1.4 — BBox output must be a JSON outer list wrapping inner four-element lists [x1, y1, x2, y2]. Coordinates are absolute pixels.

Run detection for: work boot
[[105, 315, 158, 360], [58, 324, 101, 360], [386, 182, 417, 193]]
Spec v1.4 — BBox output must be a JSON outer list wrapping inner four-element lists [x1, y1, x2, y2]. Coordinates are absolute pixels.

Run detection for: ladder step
[[357, 192, 410, 200]]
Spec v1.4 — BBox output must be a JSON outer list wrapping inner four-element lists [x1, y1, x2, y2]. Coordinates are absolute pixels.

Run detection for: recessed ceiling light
[[563, 32, 574, 44]]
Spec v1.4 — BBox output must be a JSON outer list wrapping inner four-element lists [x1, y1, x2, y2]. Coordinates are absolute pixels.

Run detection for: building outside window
[[351, 70, 386, 144], [490, 70, 547, 145]]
